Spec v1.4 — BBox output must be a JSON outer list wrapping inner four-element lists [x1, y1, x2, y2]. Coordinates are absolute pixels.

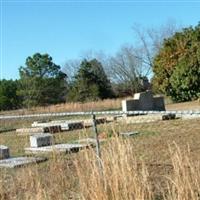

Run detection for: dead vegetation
[[0, 117, 200, 199]]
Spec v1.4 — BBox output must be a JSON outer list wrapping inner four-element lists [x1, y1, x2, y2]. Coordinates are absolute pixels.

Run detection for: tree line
[[1, 22, 200, 111]]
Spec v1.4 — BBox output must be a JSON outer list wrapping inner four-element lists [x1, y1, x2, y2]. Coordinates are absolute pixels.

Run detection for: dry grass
[[0, 155, 76, 200], [0, 98, 122, 115], [166, 100, 200, 111], [1, 118, 200, 199], [75, 139, 200, 200], [75, 138, 153, 200], [163, 144, 200, 200], [1, 139, 200, 200]]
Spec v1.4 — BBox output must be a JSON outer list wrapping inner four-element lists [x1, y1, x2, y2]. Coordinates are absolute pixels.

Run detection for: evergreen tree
[[18, 53, 67, 107], [68, 59, 114, 102], [0, 79, 21, 110], [152, 23, 200, 102]]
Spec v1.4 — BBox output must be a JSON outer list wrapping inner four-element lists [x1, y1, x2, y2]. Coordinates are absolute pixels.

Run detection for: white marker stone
[[25, 143, 88, 154], [0, 157, 47, 168], [120, 131, 139, 137], [30, 134, 53, 148], [0, 145, 10, 159]]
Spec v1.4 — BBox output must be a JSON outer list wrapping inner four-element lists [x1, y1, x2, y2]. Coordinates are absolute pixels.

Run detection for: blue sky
[[0, 0, 200, 80]]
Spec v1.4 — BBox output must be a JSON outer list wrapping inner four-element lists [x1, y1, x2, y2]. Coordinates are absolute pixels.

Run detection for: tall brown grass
[[75, 138, 153, 200], [163, 143, 200, 200], [0, 98, 122, 116], [0, 139, 200, 200]]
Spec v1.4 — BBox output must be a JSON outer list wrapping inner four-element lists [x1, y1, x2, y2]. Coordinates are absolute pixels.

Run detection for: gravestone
[[122, 99, 139, 112], [120, 131, 139, 137], [122, 90, 165, 113], [0, 145, 10, 159], [16, 127, 46, 135], [135, 91, 154, 110], [0, 157, 47, 168], [25, 143, 88, 154], [30, 133, 53, 148], [32, 120, 83, 131]]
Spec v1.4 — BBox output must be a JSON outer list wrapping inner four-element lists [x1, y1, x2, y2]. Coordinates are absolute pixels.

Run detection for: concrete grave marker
[[16, 127, 46, 135], [120, 131, 139, 137], [0, 145, 10, 159], [30, 133, 53, 148], [25, 143, 88, 154], [32, 120, 83, 131], [0, 157, 47, 168], [122, 90, 165, 113]]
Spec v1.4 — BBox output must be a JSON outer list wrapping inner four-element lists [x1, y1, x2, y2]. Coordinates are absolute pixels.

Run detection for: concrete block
[[43, 126, 61, 133], [0, 157, 47, 168], [16, 127, 45, 134], [162, 114, 176, 120], [25, 143, 88, 154], [30, 134, 53, 148], [67, 121, 83, 130], [122, 91, 165, 112], [0, 145, 10, 159], [120, 131, 139, 137], [32, 121, 83, 131]]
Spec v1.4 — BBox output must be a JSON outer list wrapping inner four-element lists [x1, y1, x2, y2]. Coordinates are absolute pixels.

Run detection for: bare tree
[[63, 50, 110, 82], [62, 59, 81, 82], [109, 20, 180, 95], [132, 20, 180, 73], [109, 45, 146, 94]]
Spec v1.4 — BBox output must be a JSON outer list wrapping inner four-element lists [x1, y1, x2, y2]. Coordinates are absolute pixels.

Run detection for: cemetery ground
[[1, 115, 200, 199]]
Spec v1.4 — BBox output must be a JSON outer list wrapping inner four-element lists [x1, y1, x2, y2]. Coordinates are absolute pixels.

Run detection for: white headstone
[[0, 157, 47, 168], [25, 143, 88, 154], [30, 134, 53, 148]]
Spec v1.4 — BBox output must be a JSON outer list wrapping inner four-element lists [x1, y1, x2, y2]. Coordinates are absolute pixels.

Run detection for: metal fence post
[[92, 112, 101, 159]]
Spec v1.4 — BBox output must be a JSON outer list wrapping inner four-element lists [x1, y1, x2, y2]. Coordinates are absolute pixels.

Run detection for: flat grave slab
[[16, 127, 45, 134], [118, 114, 162, 124], [0, 157, 47, 168], [32, 120, 83, 131], [25, 143, 88, 154], [120, 131, 139, 137]]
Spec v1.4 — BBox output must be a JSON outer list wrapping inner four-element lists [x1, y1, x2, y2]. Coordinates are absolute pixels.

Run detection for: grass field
[[1, 114, 200, 199]]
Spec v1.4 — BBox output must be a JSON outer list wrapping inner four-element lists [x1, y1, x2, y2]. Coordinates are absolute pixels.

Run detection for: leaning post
[[92, 111, 101, 159]]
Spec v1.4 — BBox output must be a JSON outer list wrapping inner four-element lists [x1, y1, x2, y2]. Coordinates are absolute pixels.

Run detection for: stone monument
[[122, 90, 165, 112]]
